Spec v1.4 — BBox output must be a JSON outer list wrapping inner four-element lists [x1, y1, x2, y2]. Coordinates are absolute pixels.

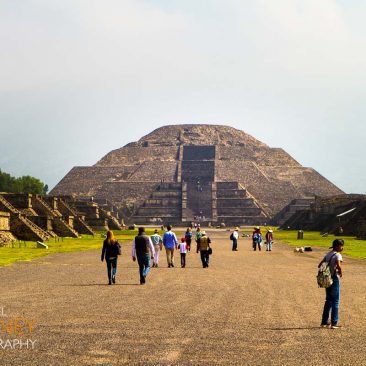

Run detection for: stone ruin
[[50, 124, 343, 226], [280, 194, 366, 239], [0, 193, 122, 243]]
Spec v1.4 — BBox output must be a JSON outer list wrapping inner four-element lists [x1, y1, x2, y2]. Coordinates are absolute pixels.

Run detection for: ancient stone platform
[[51, 125, 343, 225]]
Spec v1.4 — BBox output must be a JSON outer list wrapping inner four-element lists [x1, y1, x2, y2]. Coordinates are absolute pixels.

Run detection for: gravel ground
[[0, 229, 365, 365]]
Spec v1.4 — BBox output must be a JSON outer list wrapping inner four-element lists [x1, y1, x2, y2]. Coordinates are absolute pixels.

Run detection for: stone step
[[216, 198, 256, 208], [216, 190, 247, 198], [216, 182, 240, 189], [144, 199, 182, 207], [136, 207, 181, 215], [217, 207, 263, 215]]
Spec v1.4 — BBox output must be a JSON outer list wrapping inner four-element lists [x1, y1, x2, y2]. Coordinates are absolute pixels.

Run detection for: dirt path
[[1, 230, 366, 365]]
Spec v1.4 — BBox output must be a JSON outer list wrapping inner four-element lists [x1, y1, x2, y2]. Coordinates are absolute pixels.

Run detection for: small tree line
[[0, 169, 48, 195]]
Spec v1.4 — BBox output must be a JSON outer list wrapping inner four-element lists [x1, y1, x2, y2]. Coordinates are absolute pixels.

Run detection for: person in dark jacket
[[132, 227, 155, 285], [101, 230, 121, 285]]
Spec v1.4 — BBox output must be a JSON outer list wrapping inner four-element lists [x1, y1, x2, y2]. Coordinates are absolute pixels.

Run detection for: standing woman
[[101, 230, 121, 285], [319, 239, 344, 328]]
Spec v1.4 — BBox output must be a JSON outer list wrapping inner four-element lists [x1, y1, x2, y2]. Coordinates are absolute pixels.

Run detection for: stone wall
[[128, 161, 178, 182], [0, 212, 10, 231], [95, 146, 179, 166]]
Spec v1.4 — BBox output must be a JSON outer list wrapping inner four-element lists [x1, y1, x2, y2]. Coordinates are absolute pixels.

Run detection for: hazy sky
[[1, 0, 365, 193]]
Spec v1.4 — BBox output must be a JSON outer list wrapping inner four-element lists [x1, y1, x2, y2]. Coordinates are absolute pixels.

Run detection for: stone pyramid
[[51, 124, 343, 225]]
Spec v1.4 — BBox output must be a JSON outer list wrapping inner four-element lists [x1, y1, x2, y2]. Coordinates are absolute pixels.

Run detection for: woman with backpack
[[318, 239, 344, 329], [252, 227, 263, 251], [101, 230, 121, 285]]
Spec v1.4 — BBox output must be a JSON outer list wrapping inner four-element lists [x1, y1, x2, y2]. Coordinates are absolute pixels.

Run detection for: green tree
[[0, 170, 16, 192], [0, 169, 47, 195]]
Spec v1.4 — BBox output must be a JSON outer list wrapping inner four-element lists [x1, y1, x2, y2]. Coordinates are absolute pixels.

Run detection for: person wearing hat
[[150, 229, 163, 267], [252, 226, 262, 251], [230, 227, 239, 251], [318, 239, 344, 329], [265, 228, 274, 251], [196, 231, 211, 268], [132, 227, 155, 285]]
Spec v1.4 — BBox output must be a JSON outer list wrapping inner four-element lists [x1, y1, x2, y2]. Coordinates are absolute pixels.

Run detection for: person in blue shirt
[[163, 225, 178, 268]]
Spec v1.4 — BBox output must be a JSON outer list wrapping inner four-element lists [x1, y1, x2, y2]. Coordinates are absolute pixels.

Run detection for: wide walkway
[[1, 230, 366, 365]]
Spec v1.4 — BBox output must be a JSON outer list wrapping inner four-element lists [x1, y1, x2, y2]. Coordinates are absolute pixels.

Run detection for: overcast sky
[[1, 0, 365, 193]]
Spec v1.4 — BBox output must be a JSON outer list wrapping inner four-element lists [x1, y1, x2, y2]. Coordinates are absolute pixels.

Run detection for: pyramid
[[51, 124, 343, 225]]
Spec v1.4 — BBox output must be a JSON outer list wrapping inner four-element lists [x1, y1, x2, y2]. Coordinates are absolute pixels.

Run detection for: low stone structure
[[0, 211, 16, 245], [51, 124, 343, 225], [0, 193, 121, 242], [280, 194, 366, 238], [271, 197, 315, 226]]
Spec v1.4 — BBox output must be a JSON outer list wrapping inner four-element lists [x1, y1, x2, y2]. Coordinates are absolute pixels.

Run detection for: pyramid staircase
[[33, 196, 79, 238], [215, 182, 269, 225], [99, 207, 122, 230], [0, 194, 50, 242], [131, 183, 182, 225], [56, 198, 95, 235]]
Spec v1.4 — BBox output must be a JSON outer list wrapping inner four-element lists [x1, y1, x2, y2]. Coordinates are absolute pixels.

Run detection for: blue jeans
[[137, 254, 150, 282], [232, 239, 238, 250], [106, 258, 117, 281], [321, 277, 340, 325], [200, 250, 209, 268], [266, 241, 272, 251]]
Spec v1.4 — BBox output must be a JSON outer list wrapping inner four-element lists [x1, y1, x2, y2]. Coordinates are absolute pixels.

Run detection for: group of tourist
[[101, 225, 212, 285], [229, 226, 274, 252], [101, 226, 344, 329]]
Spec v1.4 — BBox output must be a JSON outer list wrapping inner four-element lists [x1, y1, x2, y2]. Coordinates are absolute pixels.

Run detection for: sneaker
[[171, 263, 174, 267], [320, 322, 330, 328], [108, 280, 112, 285], [331, 323, 341, 329], [112, 275, 116, 284]]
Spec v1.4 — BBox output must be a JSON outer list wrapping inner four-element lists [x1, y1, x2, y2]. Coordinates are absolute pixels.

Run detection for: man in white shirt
[[231, 227, 239, 251]]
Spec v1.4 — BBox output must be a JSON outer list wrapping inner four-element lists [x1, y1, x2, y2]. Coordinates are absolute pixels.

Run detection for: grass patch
[[240, 228, 366, 260], [0, 229, 181, 267]]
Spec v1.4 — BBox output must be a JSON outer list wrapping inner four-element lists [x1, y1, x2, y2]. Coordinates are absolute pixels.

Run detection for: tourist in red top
[[265, 229, 273, 251]]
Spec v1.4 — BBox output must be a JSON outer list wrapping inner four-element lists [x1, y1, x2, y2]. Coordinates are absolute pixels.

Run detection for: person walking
[[195, 227, 202, 244], [319, 239, 344, 329], [150, 229, 163, 267], [196, 231, 211, 268], [185, 228, 193, 251], [179, 237, 188, 268], [252, 226, 263, 251], [163, 225, 178, 268], [231, 227, 239, 251], [265, 228, 274, 251], [132, 227, 155, 285], [101, 230, 121, 285]]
